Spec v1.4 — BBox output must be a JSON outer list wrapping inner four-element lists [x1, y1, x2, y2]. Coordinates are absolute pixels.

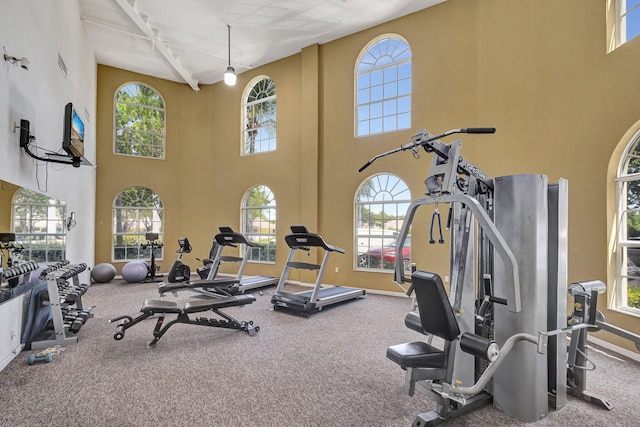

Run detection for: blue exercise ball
[[91, 263, 117, 283], [122, 261, 148, 283]]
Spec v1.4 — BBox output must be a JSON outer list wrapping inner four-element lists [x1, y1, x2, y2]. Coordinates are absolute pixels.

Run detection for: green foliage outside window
[[115, 83, 165, 158]]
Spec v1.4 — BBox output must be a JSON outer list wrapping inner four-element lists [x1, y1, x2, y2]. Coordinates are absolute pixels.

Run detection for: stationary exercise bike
[[167, 237, 192, 283], [141, 232, 163, 283]]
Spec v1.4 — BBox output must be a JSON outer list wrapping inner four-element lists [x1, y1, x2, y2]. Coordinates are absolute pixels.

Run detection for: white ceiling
[[79, 0, 446, 90]]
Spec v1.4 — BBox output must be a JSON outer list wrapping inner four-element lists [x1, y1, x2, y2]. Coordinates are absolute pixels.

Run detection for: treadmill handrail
[[214, 230, 263, 248], [284, 232, 345, 253]]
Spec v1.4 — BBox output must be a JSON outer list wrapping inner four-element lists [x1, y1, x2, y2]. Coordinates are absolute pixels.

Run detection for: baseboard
[[587, 335, 640, 363]]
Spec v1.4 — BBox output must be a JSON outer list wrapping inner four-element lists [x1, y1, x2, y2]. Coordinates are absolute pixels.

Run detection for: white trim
[[588, 335, 640, 363]]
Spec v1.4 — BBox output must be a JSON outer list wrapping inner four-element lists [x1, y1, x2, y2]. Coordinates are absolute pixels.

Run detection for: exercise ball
[[121, 261, 148, 283], [91, 263, 116, 283]]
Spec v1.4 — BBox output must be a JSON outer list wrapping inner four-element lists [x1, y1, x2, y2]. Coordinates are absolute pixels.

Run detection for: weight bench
[[110, 294, 259, 348]]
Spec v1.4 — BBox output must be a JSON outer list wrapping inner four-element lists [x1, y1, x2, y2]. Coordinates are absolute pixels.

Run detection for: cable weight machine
[[360, 127, 573, 424]]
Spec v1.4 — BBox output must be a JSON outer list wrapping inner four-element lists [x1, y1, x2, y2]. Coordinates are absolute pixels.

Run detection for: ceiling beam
[[114, 0, 200, 91]]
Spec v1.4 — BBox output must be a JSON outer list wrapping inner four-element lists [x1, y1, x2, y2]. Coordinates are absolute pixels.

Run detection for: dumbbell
[[27, 353, 53, 365]]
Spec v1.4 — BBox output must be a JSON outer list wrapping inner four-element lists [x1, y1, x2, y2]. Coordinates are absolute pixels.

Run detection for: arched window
[[615, 130, 640, 312], [355, 174, 411, 271], [241, 185, 276, 262], [114, 82, 166, 159], [112, 186, 164, 261], [243, 77, 276, 155], [12, 188, 66, 262], [355, 35, 411, 137]]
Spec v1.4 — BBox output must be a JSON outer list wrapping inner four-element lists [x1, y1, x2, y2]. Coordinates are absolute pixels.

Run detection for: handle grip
[[463, 127, 496, 134], [358, 160, 373, 173]]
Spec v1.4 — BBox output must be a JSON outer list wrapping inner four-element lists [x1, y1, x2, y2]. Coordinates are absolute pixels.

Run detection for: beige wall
[[95, 0, 640, 352]]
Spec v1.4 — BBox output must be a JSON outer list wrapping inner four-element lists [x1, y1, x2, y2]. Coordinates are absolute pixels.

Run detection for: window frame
[[355, 173, 412, 272], [241, 185, 277, 264], [114, 82, 166, 159], [112, 186, 164, 262], [615, 128, 640, 315], [242, 76, 277, 156], [11, 188, 66, 263], [611, 0, 640, 50], [355, 34, 412, 138]]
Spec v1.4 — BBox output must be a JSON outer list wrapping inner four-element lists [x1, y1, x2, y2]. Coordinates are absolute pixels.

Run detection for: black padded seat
[[141, 300, 181, 314], [183, 294, 256, 313], [387, 342, 446, 369]]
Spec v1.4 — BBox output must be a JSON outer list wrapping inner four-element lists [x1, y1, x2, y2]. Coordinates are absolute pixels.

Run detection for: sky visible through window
[[624, 0, 640, 42]]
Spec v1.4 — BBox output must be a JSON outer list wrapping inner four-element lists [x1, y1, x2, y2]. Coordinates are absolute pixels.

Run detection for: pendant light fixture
[[224, 24, 237, 86]]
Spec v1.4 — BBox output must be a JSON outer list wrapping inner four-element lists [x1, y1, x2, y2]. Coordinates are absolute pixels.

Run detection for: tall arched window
[[355, 35, 412, 137], [355, 174, 411, 271], [615, 129, 640, 312], [114, 82, 166, 159], [12, 188, 66, 262], [241, 185, 276, 262], [112, 186, 164, 261], [243, 77, 276, 155]]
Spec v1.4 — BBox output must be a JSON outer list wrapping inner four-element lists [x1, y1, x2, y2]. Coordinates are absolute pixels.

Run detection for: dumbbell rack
[[30, 261, 93, 350]]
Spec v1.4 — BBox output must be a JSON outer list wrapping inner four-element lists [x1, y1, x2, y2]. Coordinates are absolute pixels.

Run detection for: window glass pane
[[355, 174, 411, 271], [627, 9, 640, 41], [356, 36, 411, 137], [397, 113, 411, 130], [112, 186, 164, 261], [383, 115, 397, 132], [370, 102, 383, 119], [358, 105, 370, 120], [11, 188, 66, 263], [242, 185, 276, 262], [398, 96, 411, 114], [383, 66, 398, 83], [115, 83, 165, 159], [357, 88, 370, 104], [357, 73, 370, 88], [627, 181, 640, 209], [243, 77, 277, 155], [383, 82, 398, 98], [627, 211, 640, 239], [383, 99, 397, 116], [370, 118, 383, 135]]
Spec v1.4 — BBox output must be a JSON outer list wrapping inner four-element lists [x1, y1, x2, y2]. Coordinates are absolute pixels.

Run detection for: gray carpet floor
[[1, 279, 639, 426]]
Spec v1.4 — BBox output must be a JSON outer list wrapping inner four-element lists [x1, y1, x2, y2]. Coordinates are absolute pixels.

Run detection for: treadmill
[[271, 225, 365, 317], [206, 226, 279, 293]]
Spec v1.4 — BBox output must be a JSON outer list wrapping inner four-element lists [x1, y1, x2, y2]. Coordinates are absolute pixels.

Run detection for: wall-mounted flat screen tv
[[62, 102, 84, 158]]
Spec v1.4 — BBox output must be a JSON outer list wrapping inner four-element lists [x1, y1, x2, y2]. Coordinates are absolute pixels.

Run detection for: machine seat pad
[[386, 341, 446, 369], [183, 294, 256, 313], [141, 300, 181, 314]]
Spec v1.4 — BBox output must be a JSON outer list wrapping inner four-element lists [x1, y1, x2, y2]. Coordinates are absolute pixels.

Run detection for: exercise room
[[1, 0, 640, 425]]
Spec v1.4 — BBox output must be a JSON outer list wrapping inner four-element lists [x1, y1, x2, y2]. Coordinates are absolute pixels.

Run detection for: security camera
[[19, 57, 29, 70]]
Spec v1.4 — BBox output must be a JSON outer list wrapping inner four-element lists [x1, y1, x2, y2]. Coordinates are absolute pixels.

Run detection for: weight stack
[[492, 174, 549, 423]]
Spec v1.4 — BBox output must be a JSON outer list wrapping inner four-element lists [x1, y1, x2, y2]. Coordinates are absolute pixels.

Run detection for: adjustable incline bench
[[110, 294, 259, 348]]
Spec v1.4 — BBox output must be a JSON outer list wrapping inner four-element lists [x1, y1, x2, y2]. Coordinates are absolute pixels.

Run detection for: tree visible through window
[[115, 83, 166, 159], [12, 188, 66, 263], [241, 185, 276, 262], [112, 186, 164, 261], [355, 174, 411, 271], [356, 35, 411, 137], [243, 77, 276, 155], [616, 130, 640, 311]]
